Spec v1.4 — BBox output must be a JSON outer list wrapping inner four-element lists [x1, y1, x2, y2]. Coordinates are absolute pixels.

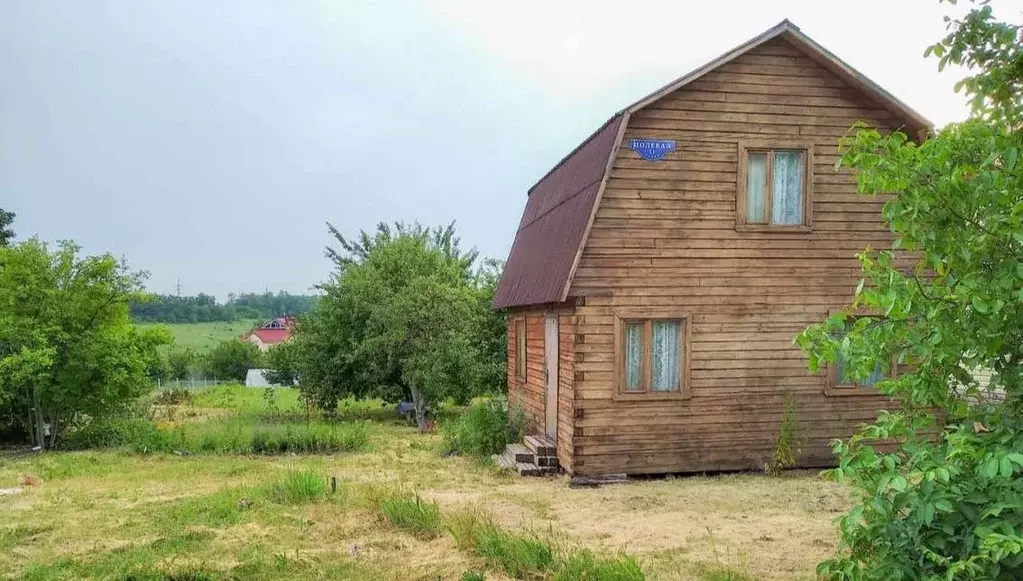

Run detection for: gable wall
[[566, 38, 908, 476]]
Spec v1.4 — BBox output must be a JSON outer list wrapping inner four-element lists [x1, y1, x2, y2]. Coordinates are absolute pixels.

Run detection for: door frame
[[544, 312, 559, 442]]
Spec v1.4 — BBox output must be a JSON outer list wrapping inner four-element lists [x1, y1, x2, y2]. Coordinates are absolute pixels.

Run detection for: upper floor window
[[736, 141, 814, 231]]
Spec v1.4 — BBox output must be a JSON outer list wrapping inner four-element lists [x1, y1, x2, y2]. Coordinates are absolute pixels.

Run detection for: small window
[[826, 316, 893, 395], [515, 318, 526, 381], [614, 312, 691, 399], [737, 141, 814, 231]]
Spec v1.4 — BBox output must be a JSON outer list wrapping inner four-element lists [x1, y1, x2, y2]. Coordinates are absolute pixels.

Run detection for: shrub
[[443, 397, 524, 457], [375, 491, 442, 539], [258, 470, 327, 504], [63, 418, 175, 453], [553, 551, 644, 581]]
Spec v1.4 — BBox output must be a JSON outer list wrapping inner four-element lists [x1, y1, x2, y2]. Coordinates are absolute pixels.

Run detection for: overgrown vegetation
[[443, 396, 525, 457], [271, 222, 506, 429], [0, 239, 170, 447], [447, 508, 555, 579], [258, 470, 329, 504], [766, 392, 801, 475], [796, 2, 1023, 578], [373, 489, 442, 539], [447, 508, 643, 580], [64, 415, 370, 455]]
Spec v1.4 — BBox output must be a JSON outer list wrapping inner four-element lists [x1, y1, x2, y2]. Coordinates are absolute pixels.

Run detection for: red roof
[[245, 328, 291, 345], [492, 114, 624, 309]]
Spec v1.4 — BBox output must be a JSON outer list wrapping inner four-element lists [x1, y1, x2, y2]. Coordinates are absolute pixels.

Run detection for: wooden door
[[544, 313, 559, 442]]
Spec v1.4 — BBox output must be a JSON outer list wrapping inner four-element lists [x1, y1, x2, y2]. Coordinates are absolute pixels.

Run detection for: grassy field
[[0, 386, 849, 580], [136, 320, 262, 351]]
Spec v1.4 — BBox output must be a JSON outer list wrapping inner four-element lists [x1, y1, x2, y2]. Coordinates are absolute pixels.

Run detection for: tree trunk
[[31, 385, 45, 449], [410, 385, 429, 432]]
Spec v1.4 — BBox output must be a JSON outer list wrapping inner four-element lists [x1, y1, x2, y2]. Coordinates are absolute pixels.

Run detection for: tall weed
[[258, 470, 328, 504], [443, 397, 524, 457], [374, 490, 442, 539]]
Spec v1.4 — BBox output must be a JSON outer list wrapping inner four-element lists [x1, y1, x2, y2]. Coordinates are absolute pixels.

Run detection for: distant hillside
[[136, 320, 261, 351], [131, 291, 317, 323]]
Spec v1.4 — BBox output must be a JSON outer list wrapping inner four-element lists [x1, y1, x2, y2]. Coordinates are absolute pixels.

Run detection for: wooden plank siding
[[506, 306, 576, 472], [566, 37, 898, 476]]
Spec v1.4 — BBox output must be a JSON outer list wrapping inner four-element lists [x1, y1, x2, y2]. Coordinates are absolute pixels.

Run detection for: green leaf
[[972, 295, 989, 314], [982, 458, 1000, 479], [890, 475, 908, 492], [999, 456, 1014, 478]]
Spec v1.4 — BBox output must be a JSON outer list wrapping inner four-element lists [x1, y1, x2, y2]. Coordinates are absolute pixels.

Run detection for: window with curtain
[[618, 318, 688, 397], [515, 319, 526, 381], [737, 142, 813, 230], [829, 316, 892, 391]]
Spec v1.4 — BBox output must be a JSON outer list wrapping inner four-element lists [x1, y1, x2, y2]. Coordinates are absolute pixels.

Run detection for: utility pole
[[176, 278, 182, 297]]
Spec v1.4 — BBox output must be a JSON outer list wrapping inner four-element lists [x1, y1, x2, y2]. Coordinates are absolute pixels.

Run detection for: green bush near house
[[442, 397, 524, 457]]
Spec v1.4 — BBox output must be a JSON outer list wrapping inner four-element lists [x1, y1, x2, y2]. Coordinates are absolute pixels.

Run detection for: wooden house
[[492, 21, 930, 477]]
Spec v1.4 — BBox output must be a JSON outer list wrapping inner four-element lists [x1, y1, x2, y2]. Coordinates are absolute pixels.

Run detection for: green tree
[[167, 347, 198, 380], [0, 209, 14, 247], [205, 340, 261, 382], [0, 239, 170, 448], [796, 3, 1023, 578], [263, 340, 299, 386], [288, 221, 502, 425]]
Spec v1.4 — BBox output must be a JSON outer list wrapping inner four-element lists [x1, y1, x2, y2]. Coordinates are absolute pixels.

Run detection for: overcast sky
[[1, 0, 1017, 299]]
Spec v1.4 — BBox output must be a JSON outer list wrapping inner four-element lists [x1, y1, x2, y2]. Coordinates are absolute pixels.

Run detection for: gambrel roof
[[492, 19, 931, 310]]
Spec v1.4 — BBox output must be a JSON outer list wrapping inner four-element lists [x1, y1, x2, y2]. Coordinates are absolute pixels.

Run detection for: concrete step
[[506, 443, 534, 463], [524, 435, 556, 457]]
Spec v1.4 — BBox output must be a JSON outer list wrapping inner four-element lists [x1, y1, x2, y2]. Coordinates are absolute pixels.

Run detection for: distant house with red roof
[[242, 317, 294, 351]]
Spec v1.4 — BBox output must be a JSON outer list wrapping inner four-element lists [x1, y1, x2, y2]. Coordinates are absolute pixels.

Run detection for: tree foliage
[[206, 339, 262, 382], [130, 291, 317, 323], [263, 339, 299, 386], [0, 239, 170, 447], [796, 3, 1023, 578], [0, 209, 14, 247], [283, 222, 505, 427]]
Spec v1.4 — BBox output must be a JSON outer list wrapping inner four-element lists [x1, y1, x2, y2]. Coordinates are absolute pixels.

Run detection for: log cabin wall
[[566, 37, 902, 476], [505, 306, 576, 471]]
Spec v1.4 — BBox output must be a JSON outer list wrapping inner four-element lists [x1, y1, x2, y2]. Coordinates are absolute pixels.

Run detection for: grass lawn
[[0, 386, 849, 580], [136, 320, 262, 351]]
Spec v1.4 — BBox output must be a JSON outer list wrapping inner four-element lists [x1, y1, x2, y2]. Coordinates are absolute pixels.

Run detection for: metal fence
[[154, 378, 228, 390]]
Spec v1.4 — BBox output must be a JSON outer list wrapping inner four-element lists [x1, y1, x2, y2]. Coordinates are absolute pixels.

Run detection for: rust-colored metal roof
[[492, 114, 624, 309]]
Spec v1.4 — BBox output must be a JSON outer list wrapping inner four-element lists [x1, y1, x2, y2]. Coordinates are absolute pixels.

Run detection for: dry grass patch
[[0, 388, 850, 580]]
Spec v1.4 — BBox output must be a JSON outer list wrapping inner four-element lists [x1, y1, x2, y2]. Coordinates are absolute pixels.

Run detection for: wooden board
[[563, 37, 903, 477]]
